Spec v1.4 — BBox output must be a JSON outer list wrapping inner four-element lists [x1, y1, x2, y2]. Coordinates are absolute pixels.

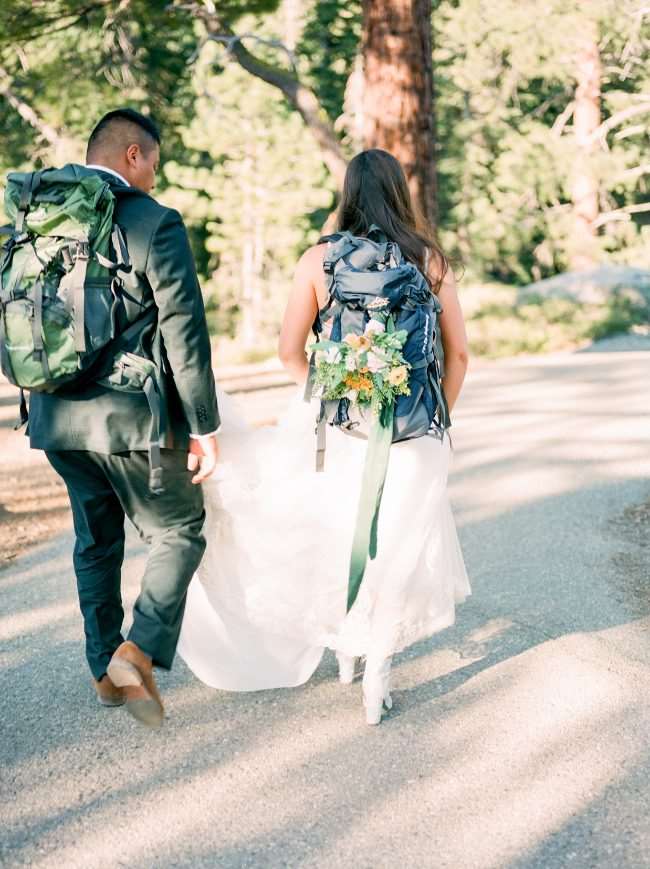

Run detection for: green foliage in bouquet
[[310, 314, 411, 416]]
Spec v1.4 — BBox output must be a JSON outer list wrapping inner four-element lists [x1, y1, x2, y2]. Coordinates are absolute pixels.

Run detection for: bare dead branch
[[0, 66, 75, 159], [593, 201, 650, 228], [180, 4, 348, 187], [551, 101, 575, 137], [0, 0, 119, 44], [192, 32, 298, 74], [590, 101, 650, 143], [618, 163, 650, 181]]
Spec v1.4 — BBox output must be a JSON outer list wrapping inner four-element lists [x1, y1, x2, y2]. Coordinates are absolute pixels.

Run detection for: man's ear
[[125, 143, 140, 166]]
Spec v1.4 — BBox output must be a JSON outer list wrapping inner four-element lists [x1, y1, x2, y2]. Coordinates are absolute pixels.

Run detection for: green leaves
[[298, 0, 362, 123], [1, 0, 649, 343], [436, 0, 650, 281], [310, 321, 410, 412]]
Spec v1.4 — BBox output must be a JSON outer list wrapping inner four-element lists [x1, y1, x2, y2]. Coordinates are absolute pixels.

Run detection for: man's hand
[[187, 434, 220, 484]]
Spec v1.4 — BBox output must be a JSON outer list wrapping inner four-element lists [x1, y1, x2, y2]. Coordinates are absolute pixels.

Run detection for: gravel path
[[1, 349, 649, 869]]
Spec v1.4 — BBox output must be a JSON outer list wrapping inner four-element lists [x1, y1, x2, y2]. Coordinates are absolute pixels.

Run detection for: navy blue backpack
[[306, 226, 450, 470]]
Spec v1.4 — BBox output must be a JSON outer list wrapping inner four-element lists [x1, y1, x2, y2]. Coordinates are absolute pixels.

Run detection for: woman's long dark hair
[[334, 149, 449, 292]]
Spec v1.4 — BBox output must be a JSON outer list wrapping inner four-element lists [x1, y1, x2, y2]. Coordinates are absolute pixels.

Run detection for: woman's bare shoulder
[[428, 254, 458, 296], [297, 242, 328, 270], [295, 243, 329, 304]]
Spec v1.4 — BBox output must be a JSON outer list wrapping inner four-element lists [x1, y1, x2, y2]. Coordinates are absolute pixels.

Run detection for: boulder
[[519, 266, 650, 308]]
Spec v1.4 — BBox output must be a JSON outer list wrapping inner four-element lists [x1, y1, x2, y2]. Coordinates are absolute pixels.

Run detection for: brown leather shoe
[[107, 641, 164, 729], [94, 674, 125, 707]]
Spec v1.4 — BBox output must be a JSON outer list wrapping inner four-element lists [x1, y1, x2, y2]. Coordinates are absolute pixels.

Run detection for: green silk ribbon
[[346, 399, 394, 611], [346, 312, 396, 613]]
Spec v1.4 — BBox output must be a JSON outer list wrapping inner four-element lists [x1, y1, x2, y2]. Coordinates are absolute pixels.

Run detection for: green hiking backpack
[[0, 164, 131, 395], [0, 164, 164, 493]]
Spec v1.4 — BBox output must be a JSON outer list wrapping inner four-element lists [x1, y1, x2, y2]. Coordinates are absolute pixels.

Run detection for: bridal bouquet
[[309, 299, 411, 417]]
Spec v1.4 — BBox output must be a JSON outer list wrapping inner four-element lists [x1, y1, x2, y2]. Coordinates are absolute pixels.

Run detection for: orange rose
[[359, 376, 373, 391]]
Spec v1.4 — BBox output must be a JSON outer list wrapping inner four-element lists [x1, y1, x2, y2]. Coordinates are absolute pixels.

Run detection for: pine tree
[[163, 50, 334, 348]]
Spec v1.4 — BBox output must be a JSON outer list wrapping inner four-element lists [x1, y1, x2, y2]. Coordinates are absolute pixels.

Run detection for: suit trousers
[[45, 448, 206, 680]]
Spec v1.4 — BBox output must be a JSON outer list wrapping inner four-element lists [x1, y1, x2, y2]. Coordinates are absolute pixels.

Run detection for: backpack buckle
[[61, 247, 73, 270], [65, 240, 90, 265], [5, 231, 28, 249], [8, 286, 27, 303]]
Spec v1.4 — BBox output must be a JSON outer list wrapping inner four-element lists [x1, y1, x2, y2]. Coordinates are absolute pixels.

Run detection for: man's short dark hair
[[87, 108, 161, 160]]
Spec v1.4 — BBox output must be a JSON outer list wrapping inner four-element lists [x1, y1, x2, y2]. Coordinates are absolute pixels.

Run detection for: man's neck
[[86, 163, 130, 187]]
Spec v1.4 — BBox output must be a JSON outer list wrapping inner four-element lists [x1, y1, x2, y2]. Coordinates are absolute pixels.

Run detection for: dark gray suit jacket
[[28, 170, 220, 453]]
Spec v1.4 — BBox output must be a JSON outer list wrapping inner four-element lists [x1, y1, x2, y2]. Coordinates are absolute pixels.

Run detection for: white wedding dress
[[177, 387, 471, 690]]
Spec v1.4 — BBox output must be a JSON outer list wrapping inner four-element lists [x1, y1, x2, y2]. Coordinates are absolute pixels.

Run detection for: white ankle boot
[[362, 656, 393, 725], [336, 652, 357, 684]]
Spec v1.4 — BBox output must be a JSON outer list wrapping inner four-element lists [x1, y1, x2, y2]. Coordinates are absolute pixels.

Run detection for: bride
[[178, 149, 471, 725]]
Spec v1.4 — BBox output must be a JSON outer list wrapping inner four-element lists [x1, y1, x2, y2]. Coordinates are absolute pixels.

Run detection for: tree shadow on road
[[1, 352, 649, 867], [2, 476, 649, 868]]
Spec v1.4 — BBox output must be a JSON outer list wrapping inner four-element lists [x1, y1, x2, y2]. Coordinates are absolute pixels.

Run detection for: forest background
[[1, 0, 649, 362]]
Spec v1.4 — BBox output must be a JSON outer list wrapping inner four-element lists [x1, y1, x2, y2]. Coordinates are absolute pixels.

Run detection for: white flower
[[387, 365, 409, 387], [345, 354, 357, 372], [366, 350, 388, 373], [345, 389, 358, 402], [325, 347, 342, 364], [365, 319, 386, 335]]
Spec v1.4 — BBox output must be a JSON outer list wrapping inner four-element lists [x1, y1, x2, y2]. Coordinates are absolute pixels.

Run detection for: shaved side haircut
[[86, 108, 161, 161]]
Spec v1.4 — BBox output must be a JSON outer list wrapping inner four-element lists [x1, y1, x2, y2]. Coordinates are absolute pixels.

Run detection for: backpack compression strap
[[58, 226, 131, 356], [30, 276, 50, 379], [322, 232, 358, 292], [95, 225, 130, 271], [14, 172, 41, 236], [95, 305, 165, 493], [303, 235, 350, 406], [143, 374, 164, 494], [58, 238, 90, 353]]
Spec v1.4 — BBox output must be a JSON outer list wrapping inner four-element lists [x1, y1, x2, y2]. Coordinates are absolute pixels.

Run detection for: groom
[[27, 108, 220, 728]]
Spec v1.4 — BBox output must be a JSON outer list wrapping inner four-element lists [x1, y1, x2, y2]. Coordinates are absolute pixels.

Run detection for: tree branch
[[593, 201, 650, 228], [551, 100, 575, 137], [0, 66, 75, 158], [0, 0, 119, 44], [619, 163, 650, 181], [590, 100, 650, 143], [186, 7, 348, 187]]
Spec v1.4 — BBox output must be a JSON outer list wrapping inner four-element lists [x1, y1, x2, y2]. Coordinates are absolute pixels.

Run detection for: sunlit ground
[[1, 349, 649, 868]]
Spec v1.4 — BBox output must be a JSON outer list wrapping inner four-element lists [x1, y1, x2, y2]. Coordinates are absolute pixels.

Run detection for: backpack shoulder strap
[[322, 231, 358, 278], [13, 172, 41, 236]]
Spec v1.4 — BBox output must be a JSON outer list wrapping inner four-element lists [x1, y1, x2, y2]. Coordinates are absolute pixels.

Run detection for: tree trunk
[[361, 0, 437, 223], [569, 15, 601, 270]]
